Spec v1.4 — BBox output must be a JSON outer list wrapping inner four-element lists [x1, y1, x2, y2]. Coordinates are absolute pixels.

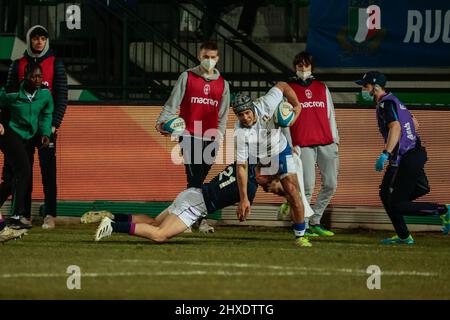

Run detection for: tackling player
[[85, 163, 283, 243]]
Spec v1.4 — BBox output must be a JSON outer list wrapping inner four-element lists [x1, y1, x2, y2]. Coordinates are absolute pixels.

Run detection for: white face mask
[[296, 70, 312, 80], [200, 58, 217, 72]]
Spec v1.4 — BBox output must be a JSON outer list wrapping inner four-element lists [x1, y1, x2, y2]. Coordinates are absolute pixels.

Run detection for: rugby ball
[[161, 116, 186, 135], [273, 101, 296, 127]]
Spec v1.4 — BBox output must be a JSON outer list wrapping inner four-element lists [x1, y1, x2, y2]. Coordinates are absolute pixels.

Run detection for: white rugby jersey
[[234, 86, 288, 164]]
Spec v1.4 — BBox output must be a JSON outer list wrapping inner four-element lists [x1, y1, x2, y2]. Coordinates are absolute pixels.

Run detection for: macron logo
[[191, 96, 219, 107], [300, 101, 325, 108]]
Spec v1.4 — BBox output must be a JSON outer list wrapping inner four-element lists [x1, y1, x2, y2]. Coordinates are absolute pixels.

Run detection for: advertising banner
[[306, 0, 450, 67]]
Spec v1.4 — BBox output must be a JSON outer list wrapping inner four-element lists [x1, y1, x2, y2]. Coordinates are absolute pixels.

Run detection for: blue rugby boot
[[381, 235, 414, 245]]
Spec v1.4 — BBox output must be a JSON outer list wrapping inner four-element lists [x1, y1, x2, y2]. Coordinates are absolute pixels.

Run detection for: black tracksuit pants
[[38, 132, 57, 217], [1, 132, 57, 218], [179, 135, 218, 188], [379, 146, 446, 239], [0, 127, 34, 217]]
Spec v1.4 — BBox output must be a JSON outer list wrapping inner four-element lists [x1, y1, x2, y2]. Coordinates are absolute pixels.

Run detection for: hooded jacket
[[6, 25, 67, 129], [0, 83, 53, 140]]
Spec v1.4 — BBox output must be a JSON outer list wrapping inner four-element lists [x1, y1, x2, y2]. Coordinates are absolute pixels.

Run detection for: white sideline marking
[[0, 270, 329, 278], [0, 268, 438, 279], [105, 259, 439, 277], [3, 258, 427, 278], [0, 260, 438, 279]]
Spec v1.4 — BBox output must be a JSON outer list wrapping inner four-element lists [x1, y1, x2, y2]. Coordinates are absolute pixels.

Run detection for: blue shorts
[[278, 144, 295, 176], [259, 145, 295, 177]]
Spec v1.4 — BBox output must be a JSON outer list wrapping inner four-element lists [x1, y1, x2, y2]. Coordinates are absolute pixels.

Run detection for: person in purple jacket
[[355, 71, 449, 244]]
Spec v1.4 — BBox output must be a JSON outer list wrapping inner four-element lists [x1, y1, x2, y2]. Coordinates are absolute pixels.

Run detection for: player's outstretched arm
[[236, 162, 251, 221]]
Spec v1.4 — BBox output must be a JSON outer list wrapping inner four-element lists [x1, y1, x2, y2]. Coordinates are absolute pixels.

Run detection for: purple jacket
[[376, 93, 418, 165]]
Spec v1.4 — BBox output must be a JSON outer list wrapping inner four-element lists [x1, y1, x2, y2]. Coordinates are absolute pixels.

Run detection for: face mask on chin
[[296, 70, 312, 80], [200, 58, 217, 72]]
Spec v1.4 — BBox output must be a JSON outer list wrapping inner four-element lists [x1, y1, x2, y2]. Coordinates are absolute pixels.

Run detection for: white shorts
[[168, 188, 207, 227]]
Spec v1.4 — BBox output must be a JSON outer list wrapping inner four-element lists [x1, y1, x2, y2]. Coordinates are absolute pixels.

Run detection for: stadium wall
[[1, 105, 449, 227]]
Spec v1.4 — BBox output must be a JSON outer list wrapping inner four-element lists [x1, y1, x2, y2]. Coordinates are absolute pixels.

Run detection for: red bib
[[180, 71, 224, 137], [289, 80, 334, 147], [18, 56, 55, 94]]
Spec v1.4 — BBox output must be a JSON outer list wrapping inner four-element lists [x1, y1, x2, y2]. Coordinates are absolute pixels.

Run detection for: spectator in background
[[6, 25, 68, 229], [0, 62, 53, 230], [355, 71, 450, 244], [280, 51, 339, 237], [197, 0, 263, 41], [156, 41, 230, 233]]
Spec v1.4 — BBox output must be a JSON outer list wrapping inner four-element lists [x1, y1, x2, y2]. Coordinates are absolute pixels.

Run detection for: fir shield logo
[[203, 84, 211, 95], [337, 1, 385, 54], [305, 89, 313, 99]]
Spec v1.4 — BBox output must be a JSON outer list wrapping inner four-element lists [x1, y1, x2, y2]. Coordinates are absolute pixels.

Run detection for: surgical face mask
[[200, 58, 217, 72], [361, 89, 374, 102], [296, 70, 312, 80]]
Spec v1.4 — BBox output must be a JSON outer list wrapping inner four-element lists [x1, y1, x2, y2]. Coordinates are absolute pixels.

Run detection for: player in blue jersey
[[89, 163, 284, 243]]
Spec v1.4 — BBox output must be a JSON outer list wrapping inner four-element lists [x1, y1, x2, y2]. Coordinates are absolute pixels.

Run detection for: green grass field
[[1, 224, 449, 300]]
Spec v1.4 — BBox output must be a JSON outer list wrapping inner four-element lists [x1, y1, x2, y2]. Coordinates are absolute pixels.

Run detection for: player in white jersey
[[232, 82, 312, 247]]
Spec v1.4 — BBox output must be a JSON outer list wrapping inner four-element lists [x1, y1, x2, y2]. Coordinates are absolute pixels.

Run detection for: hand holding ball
[[273, 101, 296, 127]]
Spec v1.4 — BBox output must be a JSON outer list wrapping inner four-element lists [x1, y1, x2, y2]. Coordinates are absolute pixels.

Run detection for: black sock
[[112, 221, 131, 234], [114, 214, 130, 222], [0, 219, 5, 231]]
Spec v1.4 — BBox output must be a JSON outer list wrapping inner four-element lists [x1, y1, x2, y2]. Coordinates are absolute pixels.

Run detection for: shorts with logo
[[167, 188, 208, 227], [259, 144, 296, 178]]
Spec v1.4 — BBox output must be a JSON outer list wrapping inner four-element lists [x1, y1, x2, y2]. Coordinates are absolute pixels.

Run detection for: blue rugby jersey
[[201, 163, 258, 214]]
